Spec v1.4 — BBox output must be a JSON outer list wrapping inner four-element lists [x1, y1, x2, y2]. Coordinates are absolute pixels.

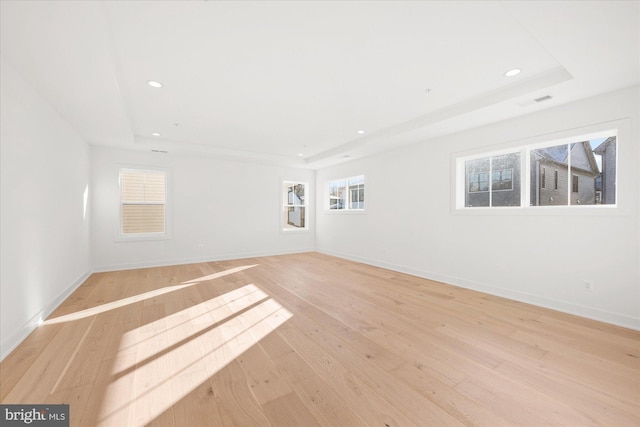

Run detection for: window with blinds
[[119, 169, 166, 235]]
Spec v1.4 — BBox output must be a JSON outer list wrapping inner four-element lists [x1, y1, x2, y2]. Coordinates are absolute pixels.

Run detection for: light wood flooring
[[1, 252, 639, 426]]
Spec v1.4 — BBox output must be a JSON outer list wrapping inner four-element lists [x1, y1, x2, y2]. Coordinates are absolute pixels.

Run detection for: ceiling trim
[[305, 65, 573, 165]]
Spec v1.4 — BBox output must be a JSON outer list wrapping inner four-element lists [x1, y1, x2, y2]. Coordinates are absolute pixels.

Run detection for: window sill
[[281, 227, 310, 234], [324, 209, 367, 215], [452, 205, 625, 216], [115, 233, 171, 243]]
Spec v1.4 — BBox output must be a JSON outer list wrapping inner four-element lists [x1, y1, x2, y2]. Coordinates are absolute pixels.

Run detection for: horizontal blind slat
[[122, 205, 165, 234]]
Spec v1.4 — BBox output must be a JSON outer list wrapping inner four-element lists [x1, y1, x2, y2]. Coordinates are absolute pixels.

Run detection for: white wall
[[316, 86, 640, 329], [91, 147, 315, 271], [0, 60, 91, 359]]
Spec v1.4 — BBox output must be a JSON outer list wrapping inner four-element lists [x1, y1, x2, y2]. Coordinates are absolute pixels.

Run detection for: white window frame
[[452, 119, 627, 216], [326, 175, 366, 212], [116, 166, 171, 242], [282, 180, 309, 232]]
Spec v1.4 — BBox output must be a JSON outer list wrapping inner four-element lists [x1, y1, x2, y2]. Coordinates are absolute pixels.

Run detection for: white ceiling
[[1, 1, 638, 168]]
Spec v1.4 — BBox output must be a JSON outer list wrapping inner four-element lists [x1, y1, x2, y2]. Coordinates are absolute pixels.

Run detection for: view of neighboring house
[[594, 136, 617, 205], [465, 137, 616, 207], [531, 141, 600, 206], [466, 152, 521, 207]]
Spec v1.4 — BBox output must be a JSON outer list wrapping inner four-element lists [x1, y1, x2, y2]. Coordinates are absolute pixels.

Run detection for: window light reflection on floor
[[114, 284, 268, 372], [43, 264, 259, 325], [97, 287, 292, 426]]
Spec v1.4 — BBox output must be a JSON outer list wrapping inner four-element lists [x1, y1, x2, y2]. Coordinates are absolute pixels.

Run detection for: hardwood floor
[[1, 252, 639, 426]]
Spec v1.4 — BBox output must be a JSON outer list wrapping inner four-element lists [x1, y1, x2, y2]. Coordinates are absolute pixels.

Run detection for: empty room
[[1, 1, 639, 426]]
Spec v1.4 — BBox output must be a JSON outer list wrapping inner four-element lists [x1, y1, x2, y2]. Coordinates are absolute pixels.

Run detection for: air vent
[[151, 149, 168, 154], [534, 95, 553, 103]]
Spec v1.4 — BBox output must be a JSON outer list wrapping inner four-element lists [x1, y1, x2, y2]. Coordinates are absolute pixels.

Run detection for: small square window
[[328, 175, 365, 210]]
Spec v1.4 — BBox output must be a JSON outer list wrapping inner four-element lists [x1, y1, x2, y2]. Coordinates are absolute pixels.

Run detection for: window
[[348, 175, 365, 209], [492, 169, 513, 191], [531, 139, 610, 206], [119, 168, 167, 238], [328, 175, 365, 210], [464, 153, 520, 207], [531, 144, 569, 206], [283, 181, 308, 231], [456, 129, 617, 209], [468, 172, 489, 192]]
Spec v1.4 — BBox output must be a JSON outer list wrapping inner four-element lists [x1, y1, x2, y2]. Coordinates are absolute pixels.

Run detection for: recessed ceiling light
[[152, 132, 161, 136], [298, 153, 304, 157], [357, 130, 365, 134], [147, 80, 163, 88], [504, 68, 521, 77]]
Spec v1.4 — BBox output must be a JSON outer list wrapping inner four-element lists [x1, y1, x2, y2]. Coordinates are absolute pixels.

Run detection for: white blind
[[120, 170, 166, 234]]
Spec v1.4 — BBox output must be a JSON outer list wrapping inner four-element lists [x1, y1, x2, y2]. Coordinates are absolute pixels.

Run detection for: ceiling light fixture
[[504, 68, 521, 77], [357, 130, 365, 134], [152, 132, 161, 136], [147, 80, 163, 88], [298, 153, 304, 157]]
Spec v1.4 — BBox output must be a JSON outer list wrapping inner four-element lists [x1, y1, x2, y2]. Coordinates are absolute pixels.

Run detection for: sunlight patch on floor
[[43, 264, 258, 324], [179, 264, 259, 286], [96, 285, 292, 426], [114, 284, 268, 373]]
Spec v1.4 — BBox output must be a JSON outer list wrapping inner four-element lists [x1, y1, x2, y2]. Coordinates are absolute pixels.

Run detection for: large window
[[328, 175, 365, 210], [119, 168, 167, 238], [456, 131, 617, 209], [283, 181, 308, 231]]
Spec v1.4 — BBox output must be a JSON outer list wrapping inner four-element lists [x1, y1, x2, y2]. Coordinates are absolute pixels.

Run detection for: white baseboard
[[92, 247, 317, 273], [317, 248, 640, 331], [0, 270, 92, 362]]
